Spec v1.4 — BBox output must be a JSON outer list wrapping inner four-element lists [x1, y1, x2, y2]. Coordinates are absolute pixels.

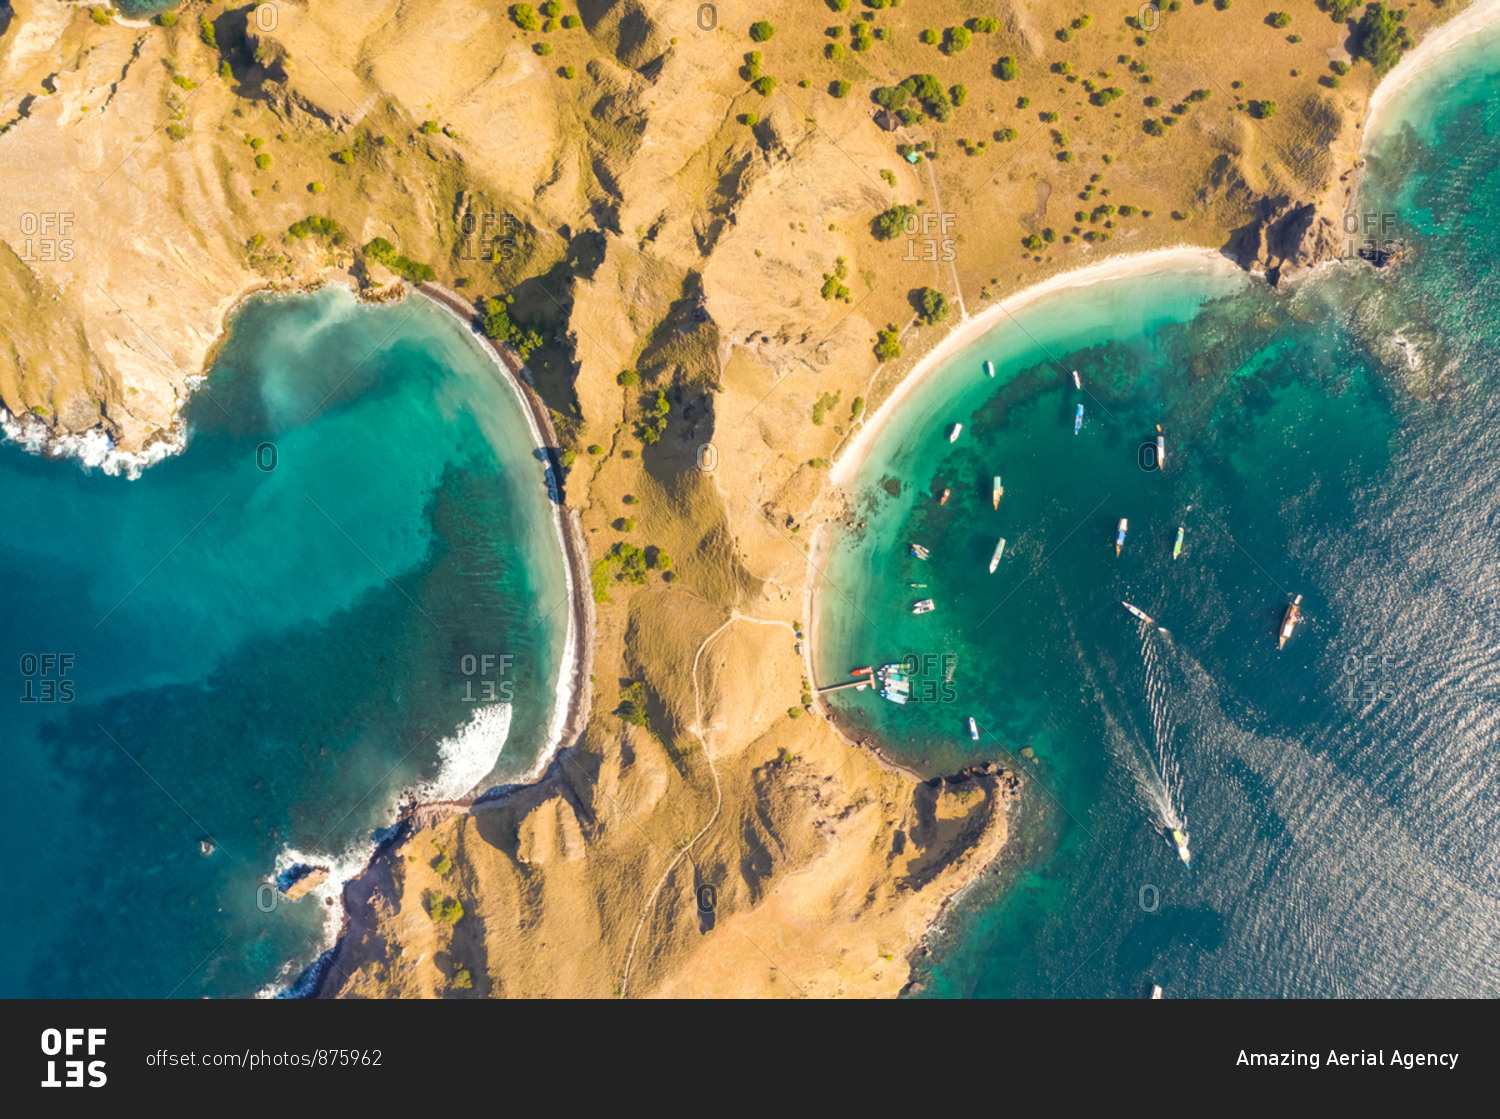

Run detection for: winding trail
[[618, 611, 795, 998]]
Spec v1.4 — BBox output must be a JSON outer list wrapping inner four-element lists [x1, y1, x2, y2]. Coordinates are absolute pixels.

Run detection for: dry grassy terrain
[[0, 0, 1462, 996]]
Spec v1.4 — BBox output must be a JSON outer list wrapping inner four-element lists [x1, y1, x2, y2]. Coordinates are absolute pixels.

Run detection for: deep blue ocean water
[[0, 288, 569, 997], [818, 26, 1500, 997]]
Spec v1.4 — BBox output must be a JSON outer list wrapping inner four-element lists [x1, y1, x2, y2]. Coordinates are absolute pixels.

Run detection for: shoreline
[[1361, 0, 1500, 150], [827, 247, 1242, 488], [413, 282, 597, 793]]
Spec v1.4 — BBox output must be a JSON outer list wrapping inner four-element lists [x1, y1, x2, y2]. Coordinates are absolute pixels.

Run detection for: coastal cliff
[[0, 0, 1476, 997]]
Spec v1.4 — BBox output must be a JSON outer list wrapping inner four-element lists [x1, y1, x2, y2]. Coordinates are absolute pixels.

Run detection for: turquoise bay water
[[818, 27, 1500, 998], [0, 287, 569, 997]]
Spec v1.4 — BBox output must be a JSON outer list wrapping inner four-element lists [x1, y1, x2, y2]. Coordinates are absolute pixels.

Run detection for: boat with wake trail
[[1173, 526, 1184, 560], [989, 537, 1006, 573], [1171, 828, 1191, 866], [992, 476, 1003, 509], [1074, 404, 1084, 434], [1279, 593, 1303, 649], [1115, 518, 1128, 557], [911, 598, 935, 614], [1122, 601, 1154, 624]]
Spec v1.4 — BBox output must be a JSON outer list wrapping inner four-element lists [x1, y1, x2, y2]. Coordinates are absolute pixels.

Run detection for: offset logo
[[40, 1028, 106, 1087]]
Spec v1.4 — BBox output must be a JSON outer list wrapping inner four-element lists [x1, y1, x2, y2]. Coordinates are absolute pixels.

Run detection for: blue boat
[[1074, 404, 1084, 435]]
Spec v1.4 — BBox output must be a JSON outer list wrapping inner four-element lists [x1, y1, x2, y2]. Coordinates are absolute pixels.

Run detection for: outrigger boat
[[1171, 828, 1191, 866], [1072, 369, 1081, 389], [1279, 593, 1303, 650], [911, 598, 935, 614], [985, 360, 995, 378], [1122, 601, 1154, 624], [909, 543, 930, 560], [1074, 404, 1084, 434], [992, 476, 1003, 509], [1173, 526, 1184, 560], [940, 487, 951, 506], [876, 663, 911, 704], [949, 423, 963, 443], [1115, 518, 1128, 557], [968, 717, 979, 741], [989, 537, 1006, 573]]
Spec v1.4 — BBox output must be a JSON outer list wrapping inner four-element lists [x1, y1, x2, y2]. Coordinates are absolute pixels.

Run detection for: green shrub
[[752, 75, 775, 95], [741, 112, 759, 126], [482, 299, 546, 359], [831, 80, 851, 98], [511, 4, 541, 31], [426, 895, 464, 923], [334, 149, 355, 164], [166, 124, 187, 141], [453, 967, 473, 989], [914, 286, 949, 325], [969, 17, 1000, 33], [288, 216, 345, 242], [255, 153, 272, 170], [1022, 234, 1044, 251], [420, 120, 440, 134], [363, 237, 436, 282], [950, 84, 967, 106], [941, 27, 972, 54], [1091, 87, 1123, 106], [1353, 3, 1411, 73], [199, 16, 217, 47], [1271, 12, 1292, 29], [875, 324, 902, 361], [995, 127, 1018, 142], [563, 15, 581, 28], [851, 396, 865, 420], [541, 0, 562, 15], [826, 43, 846, 60], [997, 56, 1019, 80], [874, 203, 916, 240], [156, 12, 178, 27], [219, 60, 233, 81], [89, 6, 112, 26], [1250, 99, 1277, 119], [1327, 0, 1359, 19], [617, 369, 640, 386], [535, 42, 553, 56], [749, 20, 775, 42], [172, 75, 197, 91], [811, 390, 841, 425], [433, 853, 452, 875], [1331, 60, 1351, 75], [562, 66, 577, 79]]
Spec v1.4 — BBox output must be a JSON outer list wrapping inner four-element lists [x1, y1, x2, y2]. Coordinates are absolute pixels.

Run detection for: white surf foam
[[0, 407, 185, 479], [421, 702, 514, 802]]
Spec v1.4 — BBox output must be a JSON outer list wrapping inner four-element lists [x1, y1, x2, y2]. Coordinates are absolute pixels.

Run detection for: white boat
[[1115, 517, 1128, 557], [992, 475, 1003, 509], [1171, 828, 1191, 866], [1072, 369, 1081, 389], [1150, 985, 1163, 999], [1279, 593, 1303, 650], [949, 423, 963, 443], [984, 360, 995, 378], [911, 598, 935, 614], [989, 537, 1006, 573], [1156, 433, 1165, 470], [1122, 601, 1154, 624], [968, 716, 979, 741]]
